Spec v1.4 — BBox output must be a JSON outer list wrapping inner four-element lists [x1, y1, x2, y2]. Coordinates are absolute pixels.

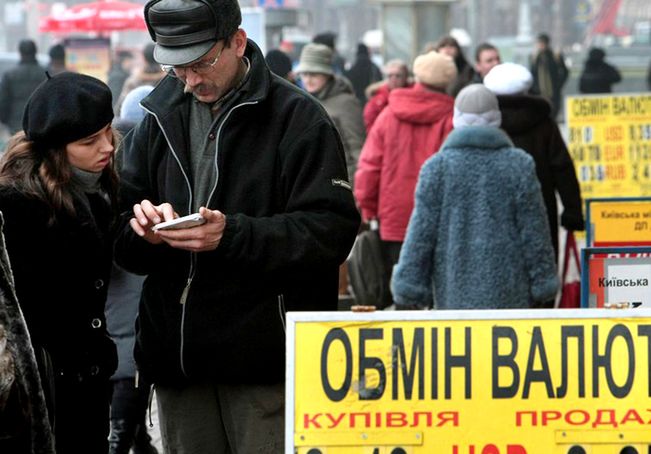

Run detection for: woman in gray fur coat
[[391, 84, 558, 309]]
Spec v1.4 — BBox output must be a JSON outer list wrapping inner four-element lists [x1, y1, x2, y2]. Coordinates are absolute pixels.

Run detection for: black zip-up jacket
[[115, 41, 360, 385]]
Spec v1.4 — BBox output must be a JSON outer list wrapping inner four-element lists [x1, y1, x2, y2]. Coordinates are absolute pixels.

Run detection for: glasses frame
[[160, 44, 224, 78]]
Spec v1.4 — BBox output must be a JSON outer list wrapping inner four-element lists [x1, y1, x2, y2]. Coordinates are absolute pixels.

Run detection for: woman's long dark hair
[[0, 130, 120, 225]]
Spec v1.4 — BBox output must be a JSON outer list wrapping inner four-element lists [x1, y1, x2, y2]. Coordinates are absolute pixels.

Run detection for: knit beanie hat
[[23, 72, 113, 148], [120, 85, 154, 124], [483, 63, 533, 96], [412, 51, 457, 89], [295, 43, 333, 75], [453, 83, 501, 129]]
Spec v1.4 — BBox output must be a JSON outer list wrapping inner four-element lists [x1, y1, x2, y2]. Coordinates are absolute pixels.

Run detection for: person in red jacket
[[354, 50, 456, 304], [363, 59, 410, 132]]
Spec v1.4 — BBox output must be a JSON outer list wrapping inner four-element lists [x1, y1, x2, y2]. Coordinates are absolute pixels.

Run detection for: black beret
[[22, 72, 114, 148]]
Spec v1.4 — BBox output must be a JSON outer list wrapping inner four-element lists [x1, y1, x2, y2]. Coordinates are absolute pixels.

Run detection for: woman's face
[[65, 123, 114, 172], [300, 72, 330, 94], [438, 45, 458, 59]]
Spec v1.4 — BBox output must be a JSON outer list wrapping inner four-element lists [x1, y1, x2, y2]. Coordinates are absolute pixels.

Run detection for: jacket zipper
[[278, 294, 286, 333], [178, 253, 196, 376], [143, 107, 196, 377], [142, 101, 259, 378], [205, 101, 259, 207]]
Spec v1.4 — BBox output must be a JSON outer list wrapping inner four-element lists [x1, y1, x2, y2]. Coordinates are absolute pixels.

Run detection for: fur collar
[[442, 126, 513, 151]]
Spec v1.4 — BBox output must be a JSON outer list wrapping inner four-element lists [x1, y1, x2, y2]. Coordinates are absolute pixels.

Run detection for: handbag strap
[[561, 230, 581, 285]]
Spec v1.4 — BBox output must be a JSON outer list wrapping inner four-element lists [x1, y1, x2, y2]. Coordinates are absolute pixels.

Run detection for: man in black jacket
[[114, 0, 360, 452], [0, 40, 46, 134]]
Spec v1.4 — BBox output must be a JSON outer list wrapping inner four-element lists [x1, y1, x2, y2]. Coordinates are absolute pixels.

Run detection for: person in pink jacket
[[354, 50, 456, 303]]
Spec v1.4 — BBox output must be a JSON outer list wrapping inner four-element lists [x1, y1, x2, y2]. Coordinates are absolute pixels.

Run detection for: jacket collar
[[442, 126, 513, 151], [140, 39, 270, 118], [138, 39, 270, 179]]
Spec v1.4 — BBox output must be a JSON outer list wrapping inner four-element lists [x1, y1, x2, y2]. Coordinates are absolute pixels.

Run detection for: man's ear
[[233, 29, 247, 58]]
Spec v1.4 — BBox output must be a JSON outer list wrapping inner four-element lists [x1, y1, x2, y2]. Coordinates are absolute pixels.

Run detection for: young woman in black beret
[[0, 71, 120, 453]]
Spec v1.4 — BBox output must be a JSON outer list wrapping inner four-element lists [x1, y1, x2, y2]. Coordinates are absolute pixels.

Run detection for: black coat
[[0, 186, 117, 451], [579, 60, 621, 94], [344, 54, 382, 105], [0, 60, 46, 133], [115, 40, 360, 386], [498, 95, 584, 256], [0, 187, 117, 378]]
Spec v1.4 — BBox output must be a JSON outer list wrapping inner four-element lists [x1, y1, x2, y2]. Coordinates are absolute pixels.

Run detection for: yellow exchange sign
[[566, 93, 651, 199], [285, 310, 651, 454]]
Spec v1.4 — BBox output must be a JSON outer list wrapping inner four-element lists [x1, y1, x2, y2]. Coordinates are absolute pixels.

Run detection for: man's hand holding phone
[[151, 213, 206, 231], [130, 200, 176, 245], [130, 202, 226, 252]]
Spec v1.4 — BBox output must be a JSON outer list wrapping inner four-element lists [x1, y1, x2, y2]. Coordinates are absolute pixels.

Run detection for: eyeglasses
[[160, 44, 224, 78]]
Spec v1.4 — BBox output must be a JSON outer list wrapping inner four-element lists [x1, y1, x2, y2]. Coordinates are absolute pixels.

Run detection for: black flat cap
[[145, 0, 241, 66]]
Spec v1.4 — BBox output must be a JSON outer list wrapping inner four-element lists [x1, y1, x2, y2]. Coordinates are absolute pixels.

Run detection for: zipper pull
[[180, 277, 193, 305]]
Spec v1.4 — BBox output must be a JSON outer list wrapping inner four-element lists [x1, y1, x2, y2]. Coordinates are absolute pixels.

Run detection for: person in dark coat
[[265, 48, 295, 83], [0, 72, 120, 453], [46, 44, 66, 76], [530, 33, 568, 120], [114, 0, 360, 451], [344, 43, 382, 106], [0, 40, 46, 134], [579, 47, 621, 94], [107, 50, 134, 110], [484, 63, 584, 265]]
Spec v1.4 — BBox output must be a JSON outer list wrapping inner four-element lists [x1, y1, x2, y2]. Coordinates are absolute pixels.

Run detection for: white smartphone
[[152, 213, 206, 231]]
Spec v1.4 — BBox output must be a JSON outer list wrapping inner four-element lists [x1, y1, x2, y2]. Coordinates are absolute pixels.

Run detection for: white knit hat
[[483, 63, 533, 95], [412, 51, 457, 89], [453, 83, 501, 129]]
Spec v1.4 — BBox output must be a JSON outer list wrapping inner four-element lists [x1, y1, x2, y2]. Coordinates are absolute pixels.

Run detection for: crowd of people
[[0, 0, 641, 452]]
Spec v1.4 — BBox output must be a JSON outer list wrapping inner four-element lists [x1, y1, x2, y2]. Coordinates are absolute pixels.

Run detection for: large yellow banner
[[566, 94, 651, 199], [287, 310, 651, 454]]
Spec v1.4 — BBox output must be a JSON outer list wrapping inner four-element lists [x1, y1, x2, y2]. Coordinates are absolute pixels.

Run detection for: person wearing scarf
[[0, 72, 120, 453]]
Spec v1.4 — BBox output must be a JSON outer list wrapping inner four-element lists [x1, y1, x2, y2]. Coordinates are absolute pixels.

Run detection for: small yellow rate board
[[566, 93, 651, 200]]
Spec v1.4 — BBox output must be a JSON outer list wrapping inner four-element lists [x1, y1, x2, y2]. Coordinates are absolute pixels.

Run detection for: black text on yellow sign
[[566, 93, 651, 199], [290, 315, 651, 454]]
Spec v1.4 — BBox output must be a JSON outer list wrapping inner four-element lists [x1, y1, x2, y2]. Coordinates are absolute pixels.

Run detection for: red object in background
[[559, 231, 582, 309], [39, 0, 146, 33], [589, 0, 629, 38]]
